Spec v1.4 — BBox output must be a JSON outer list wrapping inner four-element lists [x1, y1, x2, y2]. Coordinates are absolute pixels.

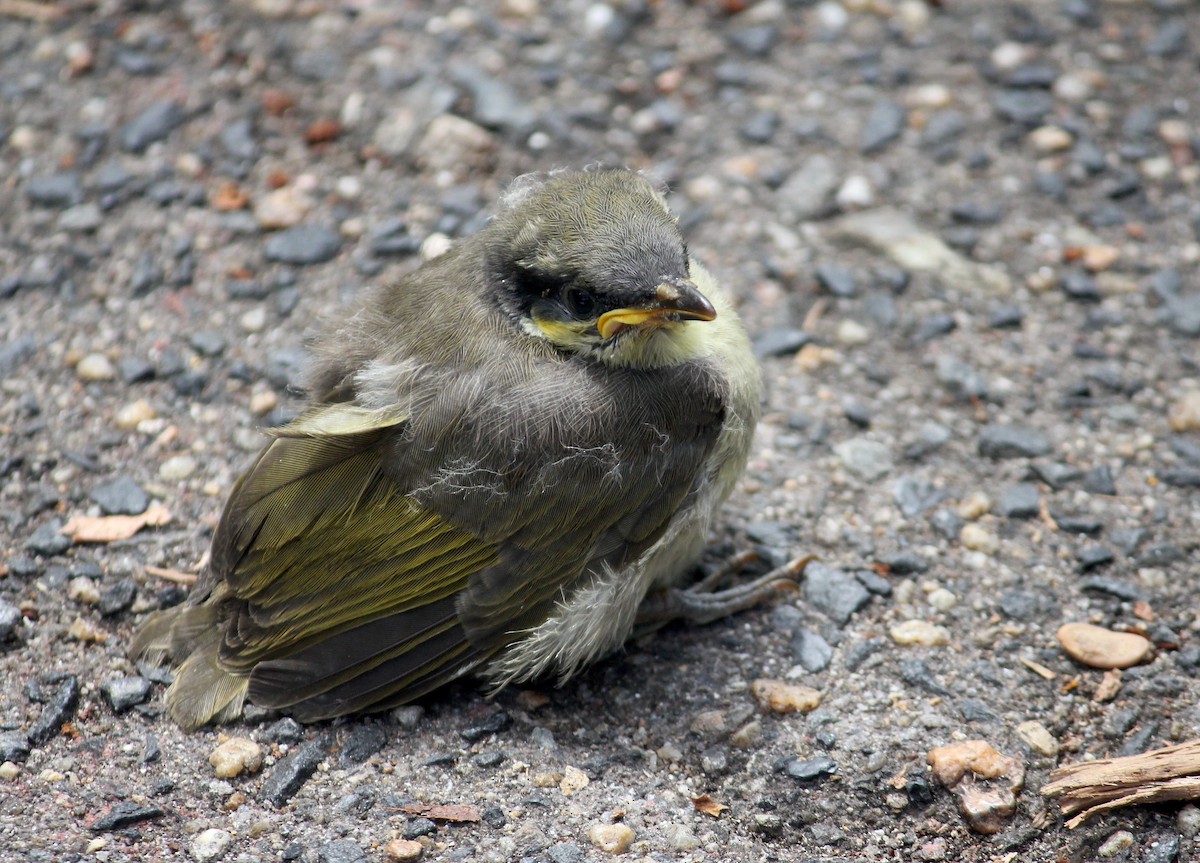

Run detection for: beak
[[596, 277, 717, 340]]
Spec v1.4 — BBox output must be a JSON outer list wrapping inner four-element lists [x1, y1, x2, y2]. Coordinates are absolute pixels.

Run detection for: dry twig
[[1041, 739, 1200, 828]]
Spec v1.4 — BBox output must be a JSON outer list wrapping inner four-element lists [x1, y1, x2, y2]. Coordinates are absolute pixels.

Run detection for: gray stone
[[121, 100, 187, 152], [803, 563, 871, 626], [860, 100, 906, 154], [265, 225, 341, 265], [778, 155, 839, 221], [978, 425, 1052, 459], [834, 437, 893, 481], [997, 483, 1040, 518], [90, 476, 149, 516], [791, 627, 833, 673], [102, 676, 151, 712], [25, 172, 83, 208]]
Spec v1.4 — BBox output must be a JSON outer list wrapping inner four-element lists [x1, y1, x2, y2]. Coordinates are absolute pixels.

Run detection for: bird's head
[[485, 169, 717, 367]]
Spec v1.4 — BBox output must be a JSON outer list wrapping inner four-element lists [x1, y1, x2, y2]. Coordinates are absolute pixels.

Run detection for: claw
[[636, 552, 816, 628]]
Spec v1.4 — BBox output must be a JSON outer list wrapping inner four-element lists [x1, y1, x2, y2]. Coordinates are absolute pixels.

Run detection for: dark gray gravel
[[3, 2, 1200, 861]]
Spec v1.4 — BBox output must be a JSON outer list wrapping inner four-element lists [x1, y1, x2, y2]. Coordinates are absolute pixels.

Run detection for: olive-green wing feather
[[159, 358, 725, 726]]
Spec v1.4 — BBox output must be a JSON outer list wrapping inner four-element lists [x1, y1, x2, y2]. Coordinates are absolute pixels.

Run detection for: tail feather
[[130, 604, 248, 730], [164, 635, 250, 730]]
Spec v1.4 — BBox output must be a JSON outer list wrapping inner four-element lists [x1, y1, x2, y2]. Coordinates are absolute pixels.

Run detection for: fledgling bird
[[131, 167, 802, 729]]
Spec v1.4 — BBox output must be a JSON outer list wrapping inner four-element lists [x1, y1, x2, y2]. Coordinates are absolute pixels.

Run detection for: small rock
[[1057, 623, 1152, 669], [1096, 831, 1134, 858], [318, 840, 367, 863], [978, 425, 1052, 459], [90, 476, 149, 516], [777, 155, 839, 221], [76, 353, 116, 382], [91, 800, 164, 832], [210, 737, 264, 778], [254, 186, 316, 230], [587, 823, 635, 854], [1016, 720, 1059, 757], [121, 100, 187, 153], [997, 484, 1039, 519], [791, 627, 834, 672], [385, 839, 423, 861], [1168, 390, 1200, 432], [926, 740, 1024, 834], [833, 437, 892, 481], [101, 676, 150, 712], [1028, 125, 1073, 153], [750, 678, 822, 714], [264, 225, 341, 265], [159, 455, 197, 480], [815, 262, 858, 297], [959, 524, 999, 555], [860, 100, 906, 154], [804, 563, 871, 625], [191, 828, 233, 862], [890, 620, 950, 647]]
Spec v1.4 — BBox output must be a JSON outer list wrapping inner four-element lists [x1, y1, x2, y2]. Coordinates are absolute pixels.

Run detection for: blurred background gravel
[[2, 1, 1200, 861]]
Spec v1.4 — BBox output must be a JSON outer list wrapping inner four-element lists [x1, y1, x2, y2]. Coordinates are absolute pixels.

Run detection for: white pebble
[[76, 353, 116, 382], [159, 455, 197, 481]]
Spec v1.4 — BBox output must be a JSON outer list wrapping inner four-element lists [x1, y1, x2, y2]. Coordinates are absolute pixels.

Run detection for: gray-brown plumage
[[132, 168, 793, 729]]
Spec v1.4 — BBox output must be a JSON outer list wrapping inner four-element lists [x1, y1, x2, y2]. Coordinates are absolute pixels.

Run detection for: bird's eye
[[562, 287, 596, 318]]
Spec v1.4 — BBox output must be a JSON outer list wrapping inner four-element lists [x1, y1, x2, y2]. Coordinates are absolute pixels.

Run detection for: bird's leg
[[636, 554, 812, 628]]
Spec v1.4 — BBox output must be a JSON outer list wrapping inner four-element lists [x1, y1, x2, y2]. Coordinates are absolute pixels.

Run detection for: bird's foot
[[636, 553, 813, 628]]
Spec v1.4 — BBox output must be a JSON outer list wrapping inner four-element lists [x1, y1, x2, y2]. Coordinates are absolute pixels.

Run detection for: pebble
[[76, 353, 116, 382], [59, 202, 103, 233], [778, 155, 839, 221], [890, 620, 950, 647], [385, 839, 423, 861], [803, 563, 871, 625], [835, 319, 871, 346], [159, 455, 197, 480], [260, 733, 331, 806], [101, 676, 151, 712], [1168, 390, 1200, 432], [977, 425, 1052, 459], [0, 762, 18, 781], [26, 172, 83, 208], [265, 225, 341, 265], [0, 733, 31, 763], [1016, 720, 1059, 757], [833, 437, 892, 481], [121, 100, 187, 152], [587, 823, 635, 854], [414, 115, 495, 174], [27, 518, 71, 556], [663, 824, 700, 851], [28, 676, 80, 744], [240, 307, 268, 333], [90, 476, 149, 515], [996, 483, 1039, 519], [835, 173, 874, 209], [191, 828, 233, 862], [1057, 623, 1152, 669], [1096, 831, 1134, 858], [92, 801, 164, 831], [959, 524, 999, 555], [254, 186, 315, 229], [1179, 804, 1200, 838], [210, 737, 264, 778], [116, 399, 158, 429], [956, 492, 991, 520], [926, 740, 1023, 834], [750, 678, 822, 713], [1028, 125, 1073, 153], [791, 627, 834, 672], [0, 601, 23, 640], [860, 100, 906, 154], [815, 262, 858, 298]]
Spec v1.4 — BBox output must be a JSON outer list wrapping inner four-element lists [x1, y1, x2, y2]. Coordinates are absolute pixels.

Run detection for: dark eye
[[562, 287, 596, 318]]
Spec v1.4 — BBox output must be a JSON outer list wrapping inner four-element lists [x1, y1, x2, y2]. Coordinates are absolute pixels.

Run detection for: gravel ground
[[3, 1, 1200, 861]]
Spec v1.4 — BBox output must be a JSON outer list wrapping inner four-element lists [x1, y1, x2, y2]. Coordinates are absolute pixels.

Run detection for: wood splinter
[[1041, 739, 1200, 828]]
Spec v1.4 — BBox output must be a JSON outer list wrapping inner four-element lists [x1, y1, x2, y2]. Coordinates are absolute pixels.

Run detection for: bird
[[130, 167, 804, 729]]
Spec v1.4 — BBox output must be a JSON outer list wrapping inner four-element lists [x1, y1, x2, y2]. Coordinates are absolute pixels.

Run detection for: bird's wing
[[205, 364, 723, 720]]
